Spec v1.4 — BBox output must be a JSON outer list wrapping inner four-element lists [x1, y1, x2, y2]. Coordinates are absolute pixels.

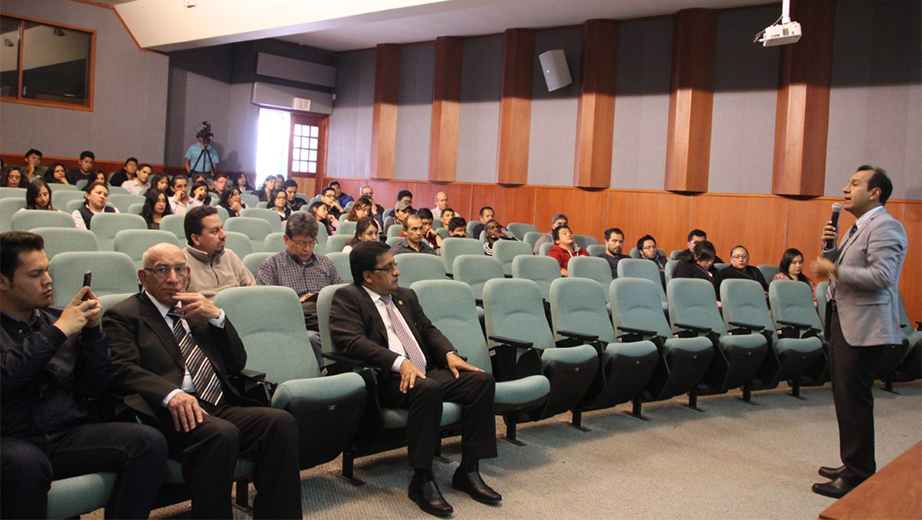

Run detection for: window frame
[[0, 12, 96, 112]]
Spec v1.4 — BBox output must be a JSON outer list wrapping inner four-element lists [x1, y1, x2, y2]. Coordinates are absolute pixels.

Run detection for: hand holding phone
[[81, 271, 92, 301]]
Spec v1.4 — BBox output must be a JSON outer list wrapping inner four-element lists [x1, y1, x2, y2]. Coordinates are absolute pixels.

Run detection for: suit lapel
[[357, 286, 389, 346], [137, 294, 186, 370], [836, 209, 885, 265]]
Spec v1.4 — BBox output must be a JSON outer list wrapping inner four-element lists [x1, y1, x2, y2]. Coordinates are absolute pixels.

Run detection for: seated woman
[[718, 245, 768, 291], [141, 189, 172, 230], [254, 176, 277, 202], [43, 163, 69, 185], [22, 179, 57, 212], [309, 200, 337, 236], [72, 181, 119, 230], [343, 216, 380, 253], [91, 171, 107, 185], [190, 180, 212, 206], [481, 219, 516, 256], [346, 196, 373, 222], [219, 186, 247, 218], [234, 171, 254, 193], [148, 174, 170, 194], [1, 165, 25, 188], [673, 239, 720, 299], [773, 248, 817, 301], [547, 224, 588, 276], [269, 188, 291, 223]]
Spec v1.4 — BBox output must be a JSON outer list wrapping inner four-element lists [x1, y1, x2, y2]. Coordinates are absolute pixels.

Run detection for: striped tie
[[168, 309, 223, 406], [381, 296, 427, 374]]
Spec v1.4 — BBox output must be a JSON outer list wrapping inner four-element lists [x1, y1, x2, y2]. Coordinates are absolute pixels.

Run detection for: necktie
[[168, 309, 223, 406], [827, 224, 858, 302], [381, 296, 427, 374]]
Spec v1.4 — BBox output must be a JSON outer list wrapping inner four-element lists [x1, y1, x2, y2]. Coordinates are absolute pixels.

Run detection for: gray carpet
[[132, 381, 920, 519]]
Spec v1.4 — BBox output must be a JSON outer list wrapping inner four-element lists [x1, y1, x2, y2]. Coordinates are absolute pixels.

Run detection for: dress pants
[[827, 303, 884, 484], [157, 403, 302, 519], [378, 368, 497, 470], [1, 422, 167, 519]]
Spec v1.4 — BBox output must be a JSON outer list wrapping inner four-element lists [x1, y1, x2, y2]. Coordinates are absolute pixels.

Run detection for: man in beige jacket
[[182, 206, 254, 300]]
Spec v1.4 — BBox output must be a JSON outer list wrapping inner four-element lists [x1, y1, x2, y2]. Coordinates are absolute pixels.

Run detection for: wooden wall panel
[[370, 44, 401, 180], [470, 184, 536, 226], [784, 197, 856, 275], [573, 20, 619, 189], [607, 190, 692, 252], [894, 202, 921, 322], [535, 187, 610, 240], [689, 195, 790, 266], [496, 29, 535, 185], [428, 37, 463, 183]]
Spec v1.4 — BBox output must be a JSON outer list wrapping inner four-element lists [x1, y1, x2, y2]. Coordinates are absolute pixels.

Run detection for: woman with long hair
[[343, 216, 381, 253], [72, 181, 118, 230], [219, 186, 246, 218], [269, 188, 291, 223], [141, 189, 172, 230], [190, 180, 212, 206], [1, 165, 24, 188], [773, 247, 817, 300], [234, 171, 254, 192], [672, 239, 721, 299], [346, 196, 373, 222], [43, 163, 69, 184], [24, 179, 56, 211], [149, 174, 170, 194], [255, 176, 277, 202]]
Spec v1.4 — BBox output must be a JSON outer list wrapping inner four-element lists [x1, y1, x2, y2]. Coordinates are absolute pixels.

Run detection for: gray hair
[[285, 211, 318, 239]]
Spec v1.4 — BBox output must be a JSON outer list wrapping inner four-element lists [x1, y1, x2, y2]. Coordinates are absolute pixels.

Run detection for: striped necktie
[[167, 308, 223, 406], [381, 295, 427, 374]]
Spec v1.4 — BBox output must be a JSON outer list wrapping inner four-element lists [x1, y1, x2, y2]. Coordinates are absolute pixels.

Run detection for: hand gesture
[[174, 292, 221, 320], [821, 220, 838, 247], [167, 391, 207, 432], [812, 258, 837, 280], [446, 352, 483, 378], [399, 358, 426, 394], [53, 287, 102, 336]]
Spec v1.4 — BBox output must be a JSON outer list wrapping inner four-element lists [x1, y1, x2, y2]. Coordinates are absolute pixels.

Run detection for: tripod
[[190, 142, 214, 178]]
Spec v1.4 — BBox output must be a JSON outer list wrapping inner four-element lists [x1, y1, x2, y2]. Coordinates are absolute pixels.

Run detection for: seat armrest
[[728, 320, 765, 335], [674, 322, 711, 338], [237, 368, 266, 381], [777, 319, 810, 330], [555, 329, 599, 347], [322, 352, 375, 370], [618, 325, 658, 337], [229, 370, 276, 406], [488, 335, 534, 350]]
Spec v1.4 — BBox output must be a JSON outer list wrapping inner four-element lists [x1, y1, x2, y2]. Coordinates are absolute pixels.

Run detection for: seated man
[[547, 224, 588, 276], [676, 229, 724, 263], [448, 216, 467, 237], [392, 215, 438, 256], [432, 191, 449, 220], [482, 219, 516, 256], [123, 163, 152, 196], [169, 174, 199, 216], [108, 157, 138, 188], [533, 213, 568, 254], [102, 243, 301, 519], [280, 179, 305, 211], [637, 234, 668, 288], [415, 208, 442, 249], [1, 231, 167, 519], [470, 206, 495, 240], [439, 207, 456, 230], [23, 148, 45, 179], [329, 241, 500, 515], [599, 227, 629, 278], [257, 213, 343, 366], [210, 172, 229, 198], [396, 189, 414, 207], [359, 184, 386, 227], [329, 180, 354, 207], [384, 200, 413, 230], [320, 186, 344, 219], [183, 206, 255, 299], [65, 150, 95, 185]]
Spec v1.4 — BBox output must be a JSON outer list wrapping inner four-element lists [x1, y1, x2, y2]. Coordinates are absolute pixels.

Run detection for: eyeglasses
[[642, 245, 657, 250], [291, 238, 317, 248], [371, 262, 397, 272], [731, 254, 749, 260], [144, 264, 187, 276]]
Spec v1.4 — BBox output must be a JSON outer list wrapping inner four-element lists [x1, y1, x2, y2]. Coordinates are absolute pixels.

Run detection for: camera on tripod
[[196, 121, 214, 144]]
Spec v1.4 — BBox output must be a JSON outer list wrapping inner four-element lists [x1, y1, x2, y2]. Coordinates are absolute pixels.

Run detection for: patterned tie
[[827, 224, 858, 302], [380, 296, 427, 374], [168, 308, 223, 406]]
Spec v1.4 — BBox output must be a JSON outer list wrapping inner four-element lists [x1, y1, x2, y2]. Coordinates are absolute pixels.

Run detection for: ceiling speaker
[[538, 49, 572, 92]]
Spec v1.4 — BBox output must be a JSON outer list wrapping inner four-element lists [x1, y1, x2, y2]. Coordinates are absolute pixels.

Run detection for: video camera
[[196, 121, 214, 144]]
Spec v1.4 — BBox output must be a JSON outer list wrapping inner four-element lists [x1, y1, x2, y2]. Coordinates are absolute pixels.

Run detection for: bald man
[[432, 191, 449, 220]]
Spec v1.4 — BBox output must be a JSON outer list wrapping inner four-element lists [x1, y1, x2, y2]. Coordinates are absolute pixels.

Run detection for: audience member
[[637, 234, 668, 288], [169, 174, 196, 215], [448, 216, 467, 237], [432, 191, 450, 220], [471, 206, 495, 240], [24, 179, 56, 211], [182, 206, 255, 299], [184, 134, 219, 177], [23, 148, 45, 179], [102, 243, 301, 519], [773, 248, 816, 298], [218, 186, 246, 218], [109, 157, 138, 187], [599, 227, 629, 277], [190, 180, 212, 207], [43, 162, 68, 185], [234, 171, 254, 192], [548, 224, 588, 276], [360, 184, 386, 226], [392, 215, 437, 256], [65, 151, 96, 185], [718, 245, 767, 291], [329, 241, 501, 515], [533, 214, 568, 254], [482, 219, 515, 256], [439, 208, 455, 229], [91, 170, 108, 185], [396, 189, 414, 207], [142, 189, 172, 230], [255, 176, 277, 202], [1, 231, 168, 520], [0, 165, 24, 188], [385, 200, 413, 230], [344, 216, 381, 253], [676, 229, 724, 263], [269, 188, 292, 223], [123, 163, 152, 195], [347, 196, 373, 222], [310, 200, 337, 236], [257, 213, 343, 365], [280, 180, 304, 211], [320, 186, 344, 219], [328, 180, 354, 207], [72, 181, 118, 230], [416, 208, 443, 250], [211, 172, 229, 197], [149, 173, 171, 193], [673, 239, 720, 299]]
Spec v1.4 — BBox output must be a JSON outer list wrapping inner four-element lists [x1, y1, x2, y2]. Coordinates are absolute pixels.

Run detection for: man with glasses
[[183, 206, 254, 300], [329, 241, 501, 516], [717, 245, 767, 291], [103, 242, 302, 519], [637, 234, 668, 289], [360, 184, 385, 227], [676, 229, 724, 263], [257, 213, 343, 366]]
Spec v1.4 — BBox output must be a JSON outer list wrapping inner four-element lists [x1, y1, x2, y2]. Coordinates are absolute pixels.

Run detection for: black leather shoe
[[452, 468, 502, 504], [812, 477, 857, 499], [408, 478, 453, 516], [818, 465, 845, 480]]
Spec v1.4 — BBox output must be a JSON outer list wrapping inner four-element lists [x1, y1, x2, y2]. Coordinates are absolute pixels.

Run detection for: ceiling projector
[[759, 21, 802, 46]]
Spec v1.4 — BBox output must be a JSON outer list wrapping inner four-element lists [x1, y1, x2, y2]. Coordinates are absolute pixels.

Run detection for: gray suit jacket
[[823, 207, 906, 347]]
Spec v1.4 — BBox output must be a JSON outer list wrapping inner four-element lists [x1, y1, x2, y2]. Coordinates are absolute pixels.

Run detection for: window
[[291, 122, 319, 174], [1, 14, 95, 110]]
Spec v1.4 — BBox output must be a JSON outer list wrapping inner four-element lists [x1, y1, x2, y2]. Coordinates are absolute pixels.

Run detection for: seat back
[[107, 186, 129, 195], [385, 236, 404, 248], [574, 234, 598, 249], [667, 278, 728, 336], [466, 220, 479, 238], [225, 216, 273, 252], [262, 232, 286, 253], [240, 192, 260, 208], [0, 199, 26, 232], [413, 280, 492, 373], [317, 283, 351, 359], [511, 255, 560, 300], [0, 187, 26, 199], [113, 229, 180, 269], [586, 244, 605, 257], [610, 278, 673, 338], [11, 210, 75, 231], [127, 203, 144, 215], [242, 252, 274, 279], [325, 234, 351, 253], [223, 231, 254, 258], [106, 194, 145, 214], [507, 223, 538, 241], [769, 279, 824, 334], [550, 278, 615, 343], [618, 258, 666, 306], [394, 253, 445, 288], [669, 249, 684, 260], [159, 214, 186, 241], [65, 200, 85, 213], [483, 278, 556, 350], [757, 264, 781, 282], [315, 221, 329, 246], [538, 242, 553, 256], [440, 237, 483, 275], [49, 252, 138, 307], [240, 207, 284, 232], [523, 231, 543, 249], [214, 205, 229, 222], [567, 256, 613, 301], [215, 286, 320, 381], [91, 213, 147, 250], [51, 190, 86, 209], [720, 279, 776, 340], [816, 281, 829, 327], [664, 259, 680, 285], [33, 227, 99, 260], [97, 293, 133, 314], [338, 220, 357, 237], [453, 255, 504, 301], [386, 224, 404, 237], [325, 252, 353, 284], [492, 240, 533, 276]]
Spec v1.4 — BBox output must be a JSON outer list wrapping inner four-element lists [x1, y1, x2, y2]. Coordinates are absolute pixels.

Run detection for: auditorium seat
[[413, 279, 551, 444], [586, 244, 605, 257], [262, 232, 286, 253], [0, 187, 26, 199], [892, 293, 922, 382], [49, 251, 138, 307], [242, 252, 273, 279], [538, 242, 553, 256], [50, 183, 79, 191], [106, 194, 145, 214], [721, 279, 824, 397], [240, 193, 259, 208], [11, 210, 75, 231], [492, 240, 533, 276], [51, 191, 86, 209], [816, 281, 829, 328], [757, 264, 781, 282], [98, 293, 134, 313], [453, 255, 504, 306], [0, 198, 26, 232], [225, 216, 273, 252], [323, 234, 350, 253], [74, 179, 89, 190], [523, 231, 543, 250], [714, 262, 729, 272], [240, 207, 284, 232], [664, 260, 679, 286], [91, 213, 147, 251], [385, 223, 403, 237], [65, 200, 85, 213], [158, 214, 185, 241], [113, 229, 180, 269], [769, 279, 830, 386], [667, 278, 768, 401], [33, 228, 98, 260], [440, 237, 483, 276], [574, 234, 598, 249], [316, 221, 329, 246], [337, 220, 357, 237], [465, 220, 479, 238], [669, 249, 684, 260], [511, 255, 560, 301], [549, 277, 658, 425], [393, 252, 446, 287], [107, 186, 129, 195], [567, 256, 613, 303], [255, 201, 269, 209], [325, 252, 353, 284], [507, 222, 538, 241], [385, 236, 403, 248], [610, 278, 714, 411], [223, 230, 254, 258], [127, 202, 144, 215], [436, 227, 449, 239], [47, 472, 117, 520], [215, 205, 229, 222], [618, 259, 668, 311]]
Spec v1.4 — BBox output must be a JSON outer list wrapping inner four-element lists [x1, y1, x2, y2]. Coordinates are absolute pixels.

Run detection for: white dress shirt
[[361, 286, 426, 373]]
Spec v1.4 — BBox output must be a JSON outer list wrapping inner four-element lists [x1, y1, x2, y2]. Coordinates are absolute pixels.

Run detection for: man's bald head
[[139, 243, 189, 306]]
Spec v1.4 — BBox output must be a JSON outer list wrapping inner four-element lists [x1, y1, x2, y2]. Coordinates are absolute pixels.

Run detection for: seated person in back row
[[470, 206, 495, 240], [672, 239, 721, 299], [548, 224, 588, 276], [675, 229, 724, 263], [392, 215, 438, 256], [72, 181, 119, 230], [384, 200, 413, 230], [482, 219, 516, 256], [448, 216, 467, 237], [183, 206, 255, 300], [637, 234, 668, 289], [416, 208, 442, 249], [598, 227, 630, 278], [533, 214, 568, 254], [718, 245, 767, 291]]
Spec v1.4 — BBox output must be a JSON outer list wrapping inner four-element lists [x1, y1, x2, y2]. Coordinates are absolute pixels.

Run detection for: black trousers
[[1, 422, 167, 519], [157, 403, 302, 519], [826, 303, 884, 484], [378, 369, 497, 470]]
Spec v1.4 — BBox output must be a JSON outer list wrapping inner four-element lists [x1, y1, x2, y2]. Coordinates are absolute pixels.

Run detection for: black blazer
[[673, 261, 721, 299], [102, 293, 251, 420], [329, 284, 455, 372]]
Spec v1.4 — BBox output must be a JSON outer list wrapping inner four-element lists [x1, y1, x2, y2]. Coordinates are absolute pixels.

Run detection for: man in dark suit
[[329, 240, 500, 516], [812, 166, 907, 499], [102, 243, 302, 519]]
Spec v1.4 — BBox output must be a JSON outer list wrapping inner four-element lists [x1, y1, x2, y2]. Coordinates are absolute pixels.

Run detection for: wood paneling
[[689, 194, 790, 266], [496, 29, 535, 186], [573, 20, 619, 189], [607, 190, 692, 252], [784, 197, 855, 272], [428, 37, 463, 183], [772, 0, 835, 196], [895, 202, 921, 322], [470, 184, 536, 226], [370, 44, 401, 180], [664, 9, 718, 193], [536, 187, 610, 239]]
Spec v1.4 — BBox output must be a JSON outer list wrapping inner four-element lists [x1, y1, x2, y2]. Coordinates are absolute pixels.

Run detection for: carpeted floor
[[100, 381, 921, 519]]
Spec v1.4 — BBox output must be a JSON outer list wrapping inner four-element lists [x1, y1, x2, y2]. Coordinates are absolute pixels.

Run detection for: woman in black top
[[219, 186, 246, 218], [673, 239, 721, 299], [718, 245, 768, 291], [141, 189, 172, 230]]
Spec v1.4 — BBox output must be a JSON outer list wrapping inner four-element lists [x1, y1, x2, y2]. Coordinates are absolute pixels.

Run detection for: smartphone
[[81, 271, 92, 300]]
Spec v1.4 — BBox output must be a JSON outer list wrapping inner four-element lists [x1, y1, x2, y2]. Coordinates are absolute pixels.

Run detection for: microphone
[[824, 202, 843, 250]]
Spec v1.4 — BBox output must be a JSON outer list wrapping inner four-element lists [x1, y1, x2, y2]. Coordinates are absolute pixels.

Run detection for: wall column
[[370, 44, 400, 180], [496, 28, 535, 186], [428, 37, 463, 183], [573, 19, 619, 189]]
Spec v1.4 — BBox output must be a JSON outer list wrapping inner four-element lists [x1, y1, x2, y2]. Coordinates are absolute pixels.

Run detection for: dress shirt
[[256, 251, 343, 296], [122, 179, 149, 196], [361, 286, 426, 373]]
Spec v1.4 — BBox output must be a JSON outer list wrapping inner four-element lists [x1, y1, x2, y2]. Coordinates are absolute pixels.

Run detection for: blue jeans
[[1, 422, 167, 519]]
